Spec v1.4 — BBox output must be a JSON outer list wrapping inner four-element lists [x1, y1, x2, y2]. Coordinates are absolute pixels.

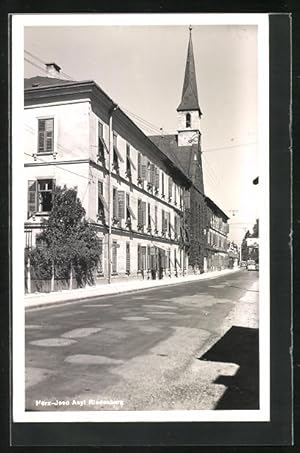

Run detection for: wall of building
[[24, 100, 90, 163]]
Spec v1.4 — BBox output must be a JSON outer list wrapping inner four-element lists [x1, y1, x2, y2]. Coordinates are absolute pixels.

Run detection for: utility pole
[[107, 103, 118, 284]]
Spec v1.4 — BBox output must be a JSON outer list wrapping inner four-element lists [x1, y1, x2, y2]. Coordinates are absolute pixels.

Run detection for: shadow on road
[[198, 326, 259, 410]]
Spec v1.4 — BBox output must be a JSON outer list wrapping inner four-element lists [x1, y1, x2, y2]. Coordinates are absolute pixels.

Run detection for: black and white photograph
[[12, 13, 271, 425]]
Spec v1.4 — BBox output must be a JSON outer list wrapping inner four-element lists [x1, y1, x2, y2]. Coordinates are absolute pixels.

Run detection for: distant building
[[24, 63, 192, 289], [204, 196, 229, 271]]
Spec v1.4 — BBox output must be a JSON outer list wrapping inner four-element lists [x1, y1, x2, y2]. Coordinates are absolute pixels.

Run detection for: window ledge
[[33, 152, 57, 160], [35, 212, 50, 216]]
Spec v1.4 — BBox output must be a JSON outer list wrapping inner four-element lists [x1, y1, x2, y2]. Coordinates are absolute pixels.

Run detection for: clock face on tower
[[188, 133, 200, 144]]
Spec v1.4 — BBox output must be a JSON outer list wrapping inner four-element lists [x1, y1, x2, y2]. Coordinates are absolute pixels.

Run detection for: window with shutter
[[112, 132, 122, 172], [161, 173, 165, 197], [141, 156, 147, 180], [147, 203, 151, 231], [147, 245, 151, 270], [97, 180, 106, 223], [154, 167, 160, 192], [27, 180, 37, 218], [126, 143, 131, 177], [174, 215, 178, 238], [184, 190, 190, 209], [141, 201, 146, 226], [168, 212, 172, 236], [161, 209, 165, 234], [154, 206, 158, 232], [98, 122, 107, 165], [112, 188, 118, 220], [168, 177, 173, 201], [112, 241, 118, 273], [117, 191, 125, 219], [38, 118, 54, 153], [97, 238, 103, 274], [37, 179, 54, 212], [167, 249, 171, 270], [141, 246, 146, 270], [150, 163, 155, 185], [137, 153, 142, 183], [126, 242, 130, 274], [137, 199, 142, 227]]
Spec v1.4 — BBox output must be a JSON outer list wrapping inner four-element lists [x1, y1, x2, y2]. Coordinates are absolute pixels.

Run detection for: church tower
[[177, 26, 202, 147]]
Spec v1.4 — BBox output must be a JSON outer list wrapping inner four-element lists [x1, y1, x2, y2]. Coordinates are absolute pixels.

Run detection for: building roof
[[24, 77, 192, 187], [177, 28, 202, 114], [205, 195, 229, 220], [24, 76, 75, 89], [149, 134, 196, 177]]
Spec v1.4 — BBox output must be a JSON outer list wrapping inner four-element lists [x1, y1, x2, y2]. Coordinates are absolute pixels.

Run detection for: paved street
[[25, 270, 259, 411]]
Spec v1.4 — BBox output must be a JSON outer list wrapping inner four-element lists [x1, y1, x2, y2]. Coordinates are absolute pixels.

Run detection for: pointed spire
[[177, 26, 202, 114]]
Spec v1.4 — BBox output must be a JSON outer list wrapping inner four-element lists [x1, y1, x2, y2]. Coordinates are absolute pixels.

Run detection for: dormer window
[[186, 113, 191, 128]]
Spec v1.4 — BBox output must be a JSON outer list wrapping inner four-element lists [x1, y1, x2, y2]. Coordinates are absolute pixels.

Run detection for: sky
[[24, 24, 259, 244]]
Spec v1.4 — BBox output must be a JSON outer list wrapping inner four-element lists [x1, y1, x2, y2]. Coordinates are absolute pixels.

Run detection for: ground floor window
[[138, 245, 147, 272], [112, 241, 117, 274], [27, 179, 54, 217], [126, 242, 130, 274], [97, 238, 103, 275]]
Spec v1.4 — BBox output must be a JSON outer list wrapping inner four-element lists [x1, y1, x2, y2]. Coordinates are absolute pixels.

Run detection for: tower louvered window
[[186, 113, 191, 128]]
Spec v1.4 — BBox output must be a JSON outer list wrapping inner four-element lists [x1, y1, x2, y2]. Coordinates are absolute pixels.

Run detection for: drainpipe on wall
[[107, 103, 118, 284]]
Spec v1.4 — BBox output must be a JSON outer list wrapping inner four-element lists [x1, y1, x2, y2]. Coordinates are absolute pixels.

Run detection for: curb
[[25, 268, 242, 311]]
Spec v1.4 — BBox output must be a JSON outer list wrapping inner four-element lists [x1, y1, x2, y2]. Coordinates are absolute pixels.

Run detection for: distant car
[[240, 261, 247, 268], [247, 260, 257, 271]]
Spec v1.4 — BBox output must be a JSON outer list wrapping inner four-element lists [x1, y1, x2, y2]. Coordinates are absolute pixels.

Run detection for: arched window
[[186, 113, 191, 128]]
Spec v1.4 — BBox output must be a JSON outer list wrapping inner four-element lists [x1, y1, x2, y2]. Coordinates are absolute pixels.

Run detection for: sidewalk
[[25, 268, 241, 309]]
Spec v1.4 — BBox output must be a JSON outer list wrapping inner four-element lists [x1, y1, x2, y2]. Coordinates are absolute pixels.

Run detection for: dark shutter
[[128, 206, 136, 220], [45, 119, 54, 152], [168, 177, 173, 200], [138, 245, 141, 271], [38, 119, 45, 152], [141, 201, 146, 226], [118, 191, 125, 219], [155, 167, 159, 189], [126, 242, 130, 273], [141, 156, 147, 180], [137, 153, 142, 180], [138, 200, 142, 225], [113, 188, 118, 218], [150, 163, 155, 185], [27, 180, 37, 218], [184, 190, 190, 209]]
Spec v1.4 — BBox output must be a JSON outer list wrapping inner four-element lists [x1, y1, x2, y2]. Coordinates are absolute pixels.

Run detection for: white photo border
[[12, 12, 270, 423]]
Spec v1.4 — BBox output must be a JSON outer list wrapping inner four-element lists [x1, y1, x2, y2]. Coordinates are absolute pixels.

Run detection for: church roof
[[149, 134, 198, 179], [177, 28, 202, 114]]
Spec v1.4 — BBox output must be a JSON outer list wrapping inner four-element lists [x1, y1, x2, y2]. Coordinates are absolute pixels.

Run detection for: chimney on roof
[[45, 62, 61, 78]]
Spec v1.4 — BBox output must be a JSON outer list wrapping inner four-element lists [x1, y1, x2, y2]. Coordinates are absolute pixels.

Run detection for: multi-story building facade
[[24, 64, 192, 287], [204, 196, 229, 271]]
